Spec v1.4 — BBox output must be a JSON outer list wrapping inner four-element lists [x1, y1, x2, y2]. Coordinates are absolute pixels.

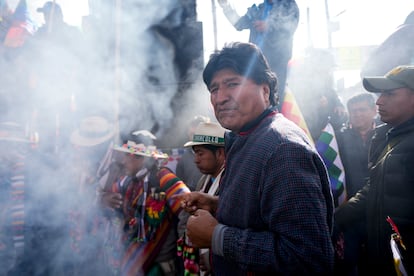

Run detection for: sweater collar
[[224, 107, 277, 152], [239, 106, 277, 135]]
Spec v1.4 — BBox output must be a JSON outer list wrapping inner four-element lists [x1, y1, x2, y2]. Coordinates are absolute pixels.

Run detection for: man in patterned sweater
[[177, 42, 334, 275]]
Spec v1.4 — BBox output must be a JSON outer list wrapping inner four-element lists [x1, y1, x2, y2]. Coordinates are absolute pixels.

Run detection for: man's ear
[[262, 84, 271, 104], [217, 147, 226, 159]]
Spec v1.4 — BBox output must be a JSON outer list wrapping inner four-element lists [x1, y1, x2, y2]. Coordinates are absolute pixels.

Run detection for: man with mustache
[[335, 65, 414, 275], [176, 42, 334, 274]]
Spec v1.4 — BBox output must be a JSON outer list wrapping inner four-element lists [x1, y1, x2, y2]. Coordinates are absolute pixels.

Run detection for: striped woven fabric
[[121, 168, 190, 275], [10, 152, 26, 254]]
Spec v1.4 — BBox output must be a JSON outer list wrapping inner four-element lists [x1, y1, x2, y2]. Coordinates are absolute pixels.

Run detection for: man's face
[[376, 88, 414, 126], [193, 145, 222, 175], [208, 69, 270, 132], [348, 100, 377, 130], [122, 154, 145, 176]]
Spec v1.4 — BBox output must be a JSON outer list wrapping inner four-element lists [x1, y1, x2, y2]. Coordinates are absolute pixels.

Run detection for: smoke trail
[[0, 0, 209, 275]]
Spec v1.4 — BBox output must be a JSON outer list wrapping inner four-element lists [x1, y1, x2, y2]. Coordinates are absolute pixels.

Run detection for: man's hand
[[186, 209, 218, 248], [100, 191, 122, 209], [174, 191, 218, 214]]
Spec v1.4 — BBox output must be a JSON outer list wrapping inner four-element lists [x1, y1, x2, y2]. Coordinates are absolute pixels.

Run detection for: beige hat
[[113, 140, 168, 159], [184, 122, 226, 147], [70, 116, 115, 147], [363, 65, 414, 92]]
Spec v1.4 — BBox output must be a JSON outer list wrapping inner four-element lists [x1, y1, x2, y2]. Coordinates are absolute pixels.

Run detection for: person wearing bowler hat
[[335, 65, 414, 275], [107, 131, 190, 276], [66, 115, 117, 275], [69, 116, 116, 193]]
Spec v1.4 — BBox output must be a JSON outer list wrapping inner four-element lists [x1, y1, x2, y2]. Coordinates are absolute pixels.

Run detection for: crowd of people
[[1, 1, 414, 276]]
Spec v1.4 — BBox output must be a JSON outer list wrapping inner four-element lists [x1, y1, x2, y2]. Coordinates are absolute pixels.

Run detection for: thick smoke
[[0, 0, 208, 275]]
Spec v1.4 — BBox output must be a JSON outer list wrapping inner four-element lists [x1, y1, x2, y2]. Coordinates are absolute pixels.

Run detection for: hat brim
[[363, 77, 405, 93], [184, 141, 224, 147], [0, 137, 31, 143], [70, 129, 114, 147], [113, 145, 168, 159]]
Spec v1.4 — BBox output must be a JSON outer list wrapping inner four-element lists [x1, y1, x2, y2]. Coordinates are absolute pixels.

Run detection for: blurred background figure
[[334, 92, 380, 275], [34, 1, 81, 44], [24, 1, 84, 157], [3, 0, 36, 49], [337, 93, 380, 198], [289, 48, 348, 141], [217, 0, 299, 109], [0, 0, 13, 43], [67, 115, 116, 275], [0, 121, 32, 275]]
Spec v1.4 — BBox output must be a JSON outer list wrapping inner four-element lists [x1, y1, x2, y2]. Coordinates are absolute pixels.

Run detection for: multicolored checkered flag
[[281, 87, 314, 145], [315, 122, 346, 207]]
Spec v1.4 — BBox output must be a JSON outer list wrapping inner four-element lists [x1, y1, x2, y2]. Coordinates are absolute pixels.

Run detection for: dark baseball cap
[[363, 65, 414, 93]]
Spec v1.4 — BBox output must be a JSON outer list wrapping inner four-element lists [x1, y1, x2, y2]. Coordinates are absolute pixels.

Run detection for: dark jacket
[[336, 126, 376, 198], [335, 118, 414, 275]]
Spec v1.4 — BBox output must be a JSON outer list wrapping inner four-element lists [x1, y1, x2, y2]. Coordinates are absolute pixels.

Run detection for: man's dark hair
[[192, 144, 223, 154], [202, 42, 278, 106], [347, 92, 376, 110]]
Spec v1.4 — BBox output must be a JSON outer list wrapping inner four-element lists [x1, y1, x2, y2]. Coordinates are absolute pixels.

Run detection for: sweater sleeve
[[335, 182, 369, 229]]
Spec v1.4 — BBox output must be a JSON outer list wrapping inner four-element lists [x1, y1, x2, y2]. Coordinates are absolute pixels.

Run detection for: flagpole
[[324, 0, 332, 49], [211, 0, 218, 51], [47, 0, 57, 33], [114, 0, 122, 143]]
